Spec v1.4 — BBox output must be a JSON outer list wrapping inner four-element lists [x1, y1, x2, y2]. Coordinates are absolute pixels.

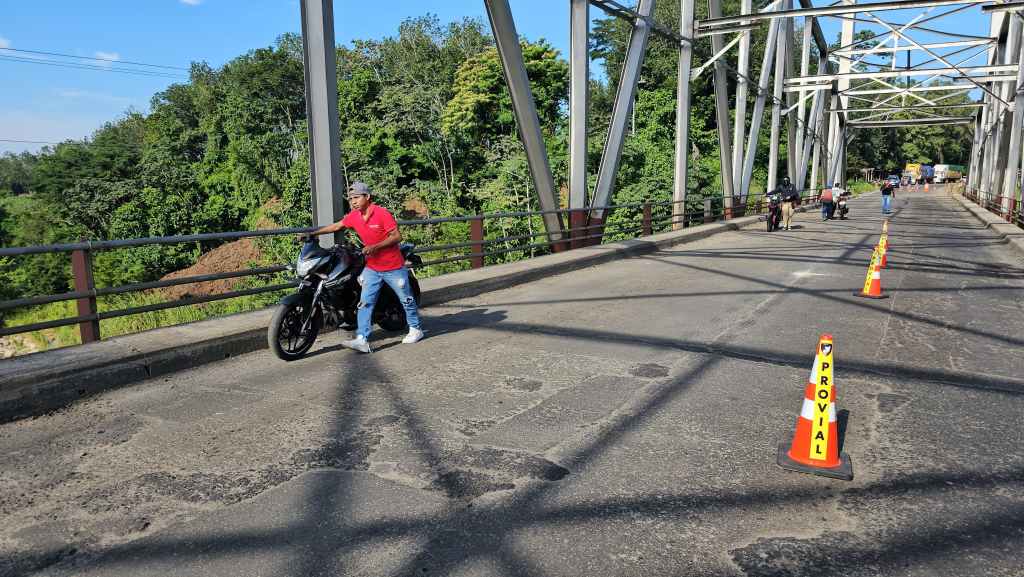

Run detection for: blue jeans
[[357, 266, 420, 339], [882, 194, 892, 213], [822, 201, 834, 219]]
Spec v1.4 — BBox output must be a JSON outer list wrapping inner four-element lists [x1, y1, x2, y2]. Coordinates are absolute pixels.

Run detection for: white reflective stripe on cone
[[800, 398, 838, 422]]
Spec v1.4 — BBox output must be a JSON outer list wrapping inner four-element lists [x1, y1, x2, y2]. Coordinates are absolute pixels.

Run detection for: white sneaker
[[341, 335, 372, 353], [402, 327, 424, 344]]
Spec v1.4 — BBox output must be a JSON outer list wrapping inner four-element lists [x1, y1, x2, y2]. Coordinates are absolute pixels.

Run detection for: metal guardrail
[[0, 190, 822, 343], [961, 186, 1024, 229]]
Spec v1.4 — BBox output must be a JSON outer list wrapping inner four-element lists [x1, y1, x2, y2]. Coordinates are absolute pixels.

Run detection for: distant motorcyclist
[[774, 177, 799, 231]]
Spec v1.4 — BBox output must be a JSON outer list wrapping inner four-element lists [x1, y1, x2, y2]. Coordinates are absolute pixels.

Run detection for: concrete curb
[[950, 193, 1024, 259], [0, 205, 814, 422]]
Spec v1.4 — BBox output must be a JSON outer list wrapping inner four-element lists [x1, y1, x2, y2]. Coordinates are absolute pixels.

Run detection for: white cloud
[[180, 0, 202, 5], [93, 51, 119, 68], [0, 36, 10, 49]]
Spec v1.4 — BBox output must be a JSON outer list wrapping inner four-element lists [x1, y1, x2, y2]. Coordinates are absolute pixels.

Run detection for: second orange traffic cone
[[854, 250, 887, 299], [777, 334, 853, 480]]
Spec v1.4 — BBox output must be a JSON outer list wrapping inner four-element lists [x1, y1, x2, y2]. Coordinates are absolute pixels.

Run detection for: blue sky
[[0, 1, 994, 155], [0, 0, 575, 154]]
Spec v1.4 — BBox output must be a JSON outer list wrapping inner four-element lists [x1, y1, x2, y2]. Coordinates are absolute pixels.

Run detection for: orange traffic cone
[[878, 236, 888, 268], [882, 219, 889, 234], [777, 334, 853, 480], [854, 250, 887, 299]]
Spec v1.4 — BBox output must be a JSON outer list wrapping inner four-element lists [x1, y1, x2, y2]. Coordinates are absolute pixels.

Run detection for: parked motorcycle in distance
[[268, 237, 422, 361], [766, 192, 783, 232]]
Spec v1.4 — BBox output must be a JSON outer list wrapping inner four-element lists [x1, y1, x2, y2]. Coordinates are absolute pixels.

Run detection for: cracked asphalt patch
[[2, 189, 1023, 576]]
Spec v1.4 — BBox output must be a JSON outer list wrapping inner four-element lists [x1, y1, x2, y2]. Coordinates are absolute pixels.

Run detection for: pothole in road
[[505, 376, 544, 392], [430, 470, 515, 500], [425, 445, 570, 500], [630, 363, 670, 379]]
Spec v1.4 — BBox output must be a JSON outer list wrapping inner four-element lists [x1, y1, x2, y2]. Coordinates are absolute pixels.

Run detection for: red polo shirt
[[341, 204, 405, 271]]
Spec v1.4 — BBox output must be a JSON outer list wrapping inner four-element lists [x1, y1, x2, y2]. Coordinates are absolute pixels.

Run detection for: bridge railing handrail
[[0, 189, 823, 342], [959, 185, 1023, 229]]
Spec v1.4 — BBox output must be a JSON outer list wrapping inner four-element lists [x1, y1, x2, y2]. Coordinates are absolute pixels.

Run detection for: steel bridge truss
[[298, 0, 1024, 239]]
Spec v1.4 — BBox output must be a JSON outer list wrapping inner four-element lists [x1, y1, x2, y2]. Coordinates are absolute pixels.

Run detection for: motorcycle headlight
[[296, 258, 315, 277]]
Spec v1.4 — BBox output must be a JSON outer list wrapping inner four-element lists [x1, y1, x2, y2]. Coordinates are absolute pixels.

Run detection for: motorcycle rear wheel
[[269, 302, 321, 361]]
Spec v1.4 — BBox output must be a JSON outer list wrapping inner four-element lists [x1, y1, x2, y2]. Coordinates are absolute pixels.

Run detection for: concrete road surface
[[3, 188, 1023, 576]]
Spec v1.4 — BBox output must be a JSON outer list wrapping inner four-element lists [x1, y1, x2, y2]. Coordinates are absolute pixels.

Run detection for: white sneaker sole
[[342, 341, 372, 353]]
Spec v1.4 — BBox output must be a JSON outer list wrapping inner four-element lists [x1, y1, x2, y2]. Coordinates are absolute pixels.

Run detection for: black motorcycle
[[268, 238, 422, 361], [766, 192, 783, 232]]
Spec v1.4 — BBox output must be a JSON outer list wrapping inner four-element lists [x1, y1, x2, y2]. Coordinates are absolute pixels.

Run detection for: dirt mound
[[160, 238, 263, 300]]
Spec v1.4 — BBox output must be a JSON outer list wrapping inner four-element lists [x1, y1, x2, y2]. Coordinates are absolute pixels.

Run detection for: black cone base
[[852, 292, 888, 299], [776, 443, 854, 481]]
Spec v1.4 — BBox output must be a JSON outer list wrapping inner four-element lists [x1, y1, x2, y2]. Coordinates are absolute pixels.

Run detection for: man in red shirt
[[306, 182, 422, 352]]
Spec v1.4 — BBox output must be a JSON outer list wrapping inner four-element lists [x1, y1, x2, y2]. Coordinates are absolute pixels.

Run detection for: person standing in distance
[[774, 176, 799, 230], [881, 179, 895, 215], [305, 182, 423, 353]]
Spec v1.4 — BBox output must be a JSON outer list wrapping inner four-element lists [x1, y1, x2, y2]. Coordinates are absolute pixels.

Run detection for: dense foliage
[[0, 10, 976, 319]]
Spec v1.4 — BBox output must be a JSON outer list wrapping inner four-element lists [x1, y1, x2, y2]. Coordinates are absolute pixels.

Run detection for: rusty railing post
[[71, 244, 100, 343], [641, 202, 652, 236], [553, 213, 571, 253], [470, 217, 485, 269], [570, 210, 585, 250]]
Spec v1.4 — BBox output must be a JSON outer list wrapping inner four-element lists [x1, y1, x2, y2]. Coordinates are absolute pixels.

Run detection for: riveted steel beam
[[300, 0, 345, 249], [699, 0, 991, 28], [848, 116, 975, 126], [786, 63, 1018, 84], [569, 0, 589, 214], [591, 0, 656, 220], [709, 0, 736, 206], [484, 0, 565, 241], [833, 38, 994, 55], [673, 0, 697, 229]]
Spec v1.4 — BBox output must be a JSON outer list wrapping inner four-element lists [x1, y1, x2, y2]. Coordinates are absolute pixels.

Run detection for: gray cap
[[347, 181, 371, 196]]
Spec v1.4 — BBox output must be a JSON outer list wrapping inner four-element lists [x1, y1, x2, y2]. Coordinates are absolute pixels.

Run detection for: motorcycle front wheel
[[268, 302, 322, 361]]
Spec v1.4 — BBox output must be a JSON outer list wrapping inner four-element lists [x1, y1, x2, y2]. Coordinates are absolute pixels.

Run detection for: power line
[[0, 55, 188, 79], [0, 139, 62, 145], [0, 47, 190, 71]]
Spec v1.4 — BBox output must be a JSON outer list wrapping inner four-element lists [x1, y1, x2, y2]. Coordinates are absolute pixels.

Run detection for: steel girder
[[848, 117, 975, 126], [673, 0, 697, 229], [787, 64, 1019, 85], [484, 0, 565, 242], [767, 0, 791, 193], [731, 0, 753, 189], [709, 0, 737, 207], [590, 0, 656, 222], [992, 14, 1022, 212], [1002, 14, 1024, 204], [569, 0, 589, 214], [833, 39, 994, 55], [699, 0, 991, 28], [300, 0, 345, 249]]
